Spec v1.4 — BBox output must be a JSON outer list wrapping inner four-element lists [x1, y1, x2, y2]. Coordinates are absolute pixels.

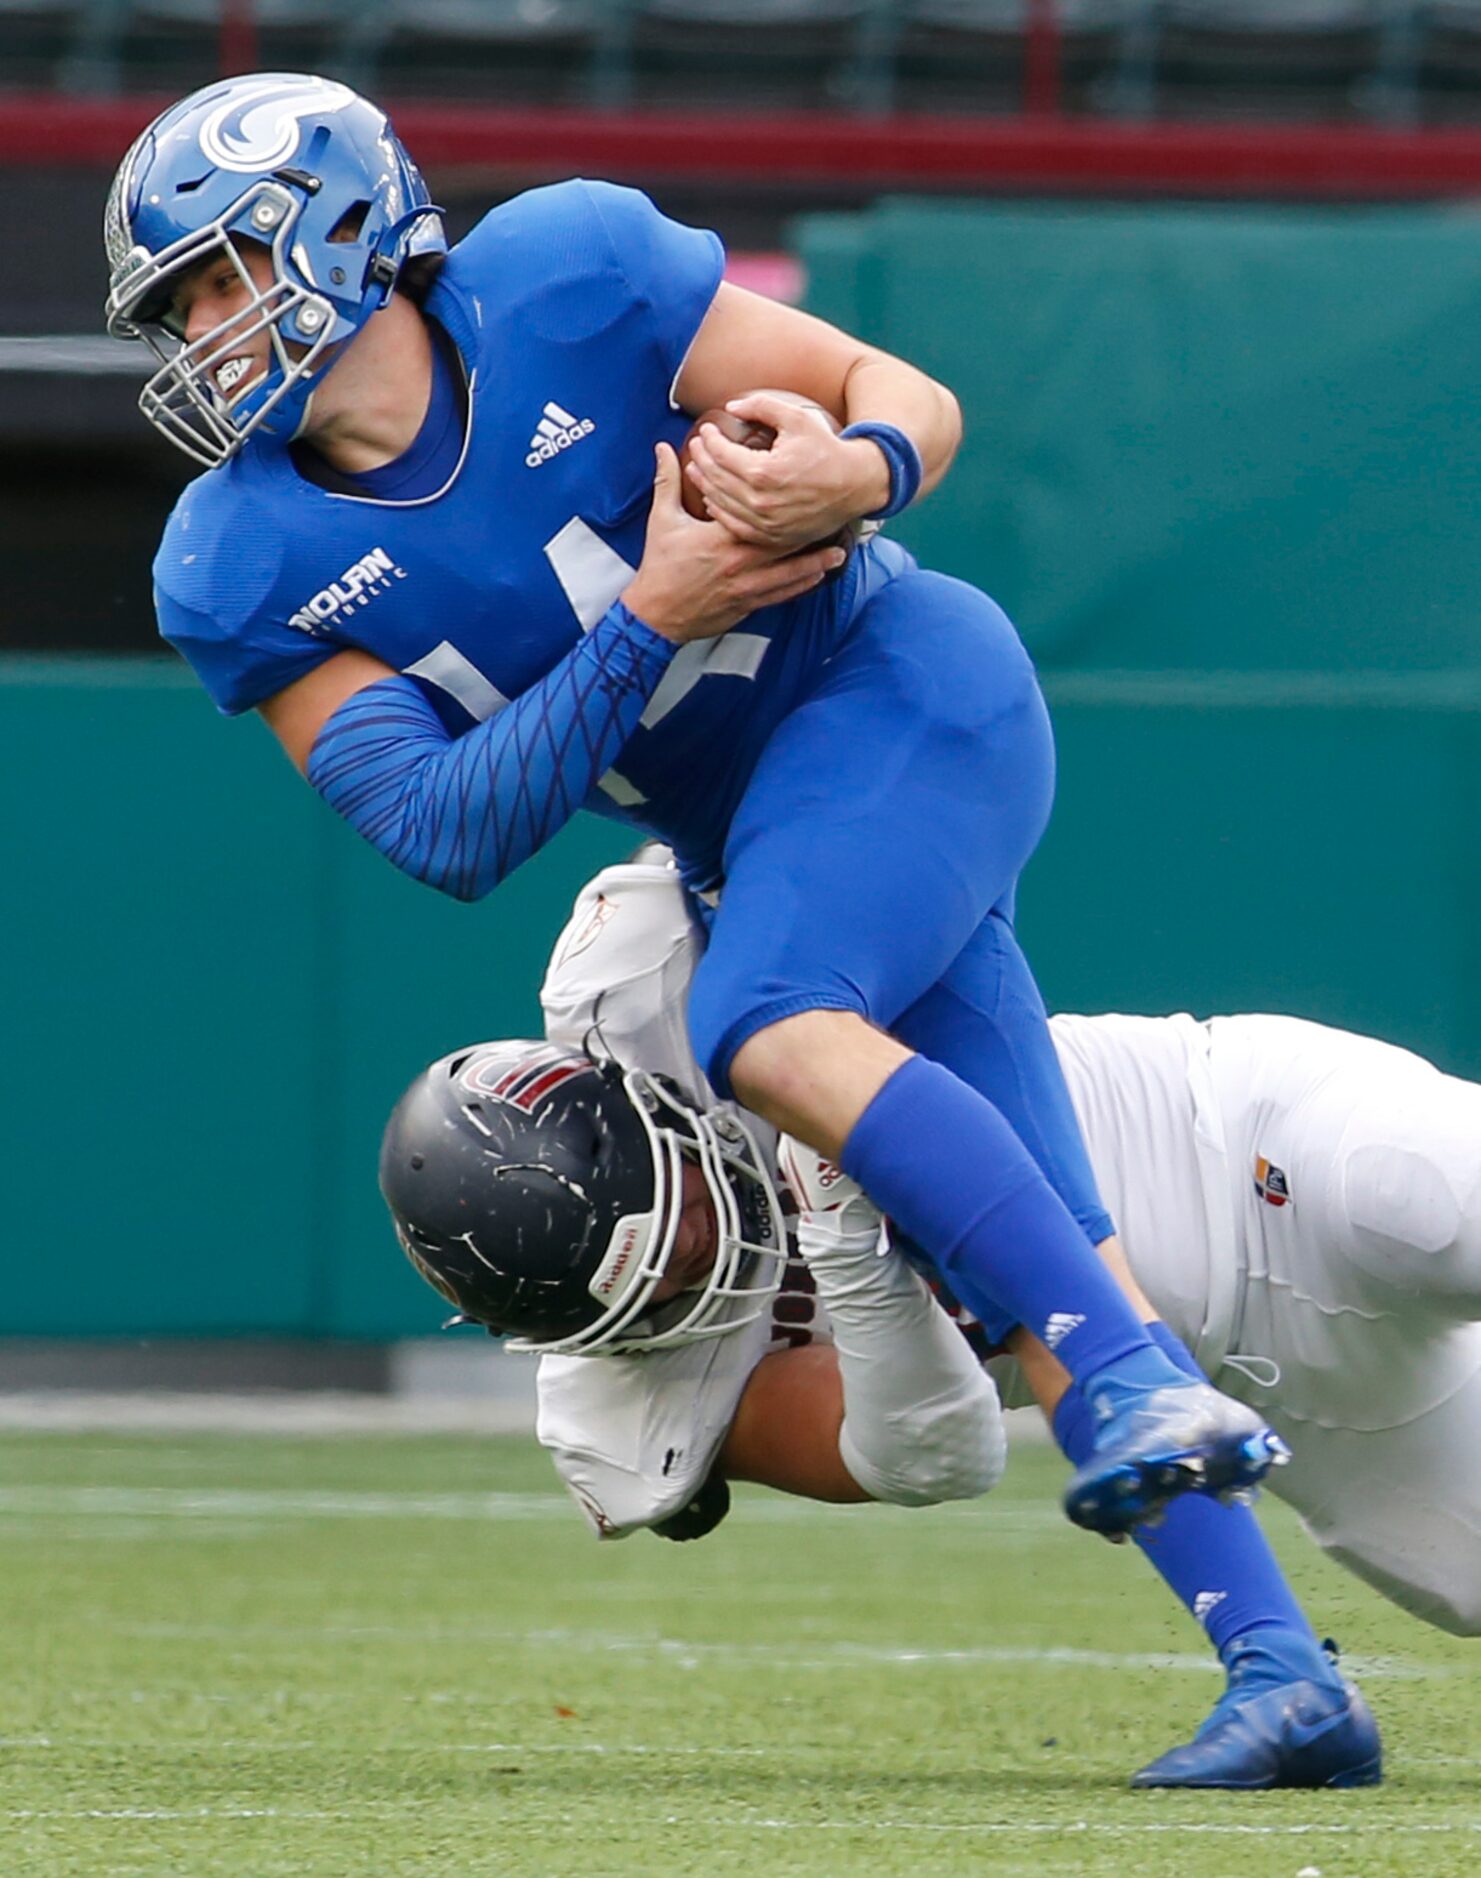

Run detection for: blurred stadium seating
[[109, 0, 352, 95], [1151, 2, 1405, 123], [6, 0, 1481, 123], [886, 1, 1139, 118], [1413, 0, 1481, 123], [336, 0, 626, 108], [620, 0, 890, 113]]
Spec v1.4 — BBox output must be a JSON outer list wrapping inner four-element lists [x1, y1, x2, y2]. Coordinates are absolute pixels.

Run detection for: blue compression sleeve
[[306, 602, 674, 901]]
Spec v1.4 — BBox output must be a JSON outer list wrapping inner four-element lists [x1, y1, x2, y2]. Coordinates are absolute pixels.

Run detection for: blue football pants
[[686, 561, 1112, 1253]]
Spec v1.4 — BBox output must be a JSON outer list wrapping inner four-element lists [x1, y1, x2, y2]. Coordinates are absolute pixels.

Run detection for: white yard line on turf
[[76, 1624, 1458, 1682], [4, 1811, 1477, 1837], [0, 1487, 586, 1520], [0, 1397, 1046, 1439], [0, 1394, 533, 1436], [0, 1483, 1052, 1525]]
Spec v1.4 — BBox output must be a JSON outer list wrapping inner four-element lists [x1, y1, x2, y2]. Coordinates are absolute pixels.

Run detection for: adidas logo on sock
[[1043, 1311, 1086, 1351], [526, 401, 596, 467], [1193, 1590, 1228, 1625]]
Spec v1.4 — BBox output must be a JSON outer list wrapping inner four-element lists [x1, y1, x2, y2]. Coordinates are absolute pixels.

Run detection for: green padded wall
[[797, 201, 1481, 672], [1, 659, 629, 1340], [7, 660, 1479, 1339], [4, 660, 323, 1336], [1025, 670, 1481, 1084]]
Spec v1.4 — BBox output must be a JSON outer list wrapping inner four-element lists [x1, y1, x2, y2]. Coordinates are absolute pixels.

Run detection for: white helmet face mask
[[505, 1070, 787, 1358]]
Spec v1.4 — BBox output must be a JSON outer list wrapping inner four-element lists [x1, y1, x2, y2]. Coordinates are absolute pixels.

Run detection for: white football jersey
[[535, 858, 829, 1539], [1201, 1013, 1481, 1431], [1047, 1011, 1239, 1380], [531, 862, 1481, 1635]]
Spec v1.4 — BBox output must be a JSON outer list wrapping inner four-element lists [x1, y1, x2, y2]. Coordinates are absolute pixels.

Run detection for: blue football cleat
[[1063, 1377, 1289, 1537], [1131, 1635, 1383, 1790]]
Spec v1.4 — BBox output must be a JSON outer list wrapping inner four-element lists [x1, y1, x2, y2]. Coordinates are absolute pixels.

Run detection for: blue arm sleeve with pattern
[[306, 602, 675, 902]]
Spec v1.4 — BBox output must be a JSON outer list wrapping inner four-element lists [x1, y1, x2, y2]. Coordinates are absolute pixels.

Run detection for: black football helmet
[[380, 1041, 785, 1355]]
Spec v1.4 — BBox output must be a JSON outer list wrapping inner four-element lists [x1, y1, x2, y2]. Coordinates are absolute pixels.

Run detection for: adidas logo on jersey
[[526, 401, 596, 467], [1043, 1311, 1086, 1352], [1193, 1590, 1228, 1625]]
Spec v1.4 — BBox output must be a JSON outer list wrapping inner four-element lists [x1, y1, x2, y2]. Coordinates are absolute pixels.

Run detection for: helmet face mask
[[551, 1067, 784, 1356], [381, 1044, 786, 1357], [103, 72, 445, 469], [115, 194, 339, 469]]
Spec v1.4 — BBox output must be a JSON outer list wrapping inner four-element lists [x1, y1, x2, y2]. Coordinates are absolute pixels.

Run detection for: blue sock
[[841, 1055, 1180, 1386], [1054, 1324, 1320, 1671]]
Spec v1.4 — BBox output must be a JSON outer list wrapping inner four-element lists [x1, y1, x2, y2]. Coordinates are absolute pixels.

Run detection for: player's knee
[[724, 1014, 878, 1126], [728, 1010, 850, 1109], [840, 1369, 1007, 1508]]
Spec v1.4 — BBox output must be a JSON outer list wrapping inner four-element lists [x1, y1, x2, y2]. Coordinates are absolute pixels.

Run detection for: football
[[677, 390, 873, 561], [678, 406, 779, 519]]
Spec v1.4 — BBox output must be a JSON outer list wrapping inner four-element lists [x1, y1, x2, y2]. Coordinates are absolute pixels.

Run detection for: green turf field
[[0, 1431, 1475, 1877]]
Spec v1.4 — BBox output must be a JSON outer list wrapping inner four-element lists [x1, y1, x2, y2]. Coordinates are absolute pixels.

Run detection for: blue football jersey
[[153, 174, 1119, 1275], [154, 178, 899, 877]]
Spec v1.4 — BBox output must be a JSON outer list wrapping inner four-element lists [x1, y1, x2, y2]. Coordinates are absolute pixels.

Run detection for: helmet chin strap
[[366, 202, 447, 304], [290, 386, 316, 440]]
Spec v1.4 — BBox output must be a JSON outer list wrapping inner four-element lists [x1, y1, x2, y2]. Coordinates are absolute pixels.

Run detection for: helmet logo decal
[[462, 1044, 593, 1116], [199, 77, 357, 174]]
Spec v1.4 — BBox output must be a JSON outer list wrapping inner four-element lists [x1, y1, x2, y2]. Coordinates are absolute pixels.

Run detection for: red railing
[[14, 92, 1481, 199]]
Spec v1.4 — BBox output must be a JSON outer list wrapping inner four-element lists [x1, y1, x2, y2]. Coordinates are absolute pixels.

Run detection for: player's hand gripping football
[[682, 389, 888, 552], [621, 439, 847, 645]]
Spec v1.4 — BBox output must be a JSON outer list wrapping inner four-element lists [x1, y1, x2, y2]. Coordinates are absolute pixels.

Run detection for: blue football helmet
[[104, 72, 446, 468]]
